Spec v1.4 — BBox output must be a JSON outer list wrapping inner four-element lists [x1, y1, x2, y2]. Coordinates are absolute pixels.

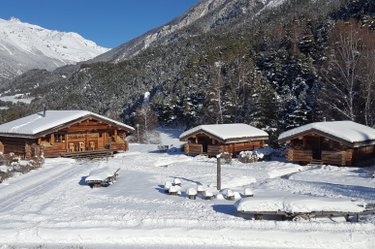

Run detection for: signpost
[[216, 153, 221, 190]]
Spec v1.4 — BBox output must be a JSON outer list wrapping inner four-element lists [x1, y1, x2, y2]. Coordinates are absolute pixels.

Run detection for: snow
[[0, 110, 134, 136], [85, 168, 115, 182], [187, 188, 197, 196], [0, 94, 34, 104], [180, 123, 268, 142], [0, 130, 374, 248], [235, 196, 366, 213], [0, 17, 109, 64], [244, 188, 253, 196], [279, 120, 375, 144]]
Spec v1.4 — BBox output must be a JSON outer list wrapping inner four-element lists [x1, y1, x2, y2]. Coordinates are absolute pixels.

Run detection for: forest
[[0, 0, 375, 145]]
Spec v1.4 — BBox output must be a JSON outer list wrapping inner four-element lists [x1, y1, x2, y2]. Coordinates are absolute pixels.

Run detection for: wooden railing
[[185, 143, 203, 155]]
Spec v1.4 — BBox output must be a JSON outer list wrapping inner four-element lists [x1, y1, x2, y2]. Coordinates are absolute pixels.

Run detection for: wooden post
[[114, 129, 118, 142], [50, 133, 55, 145], [66, 134, 69, 152], [216, 154, 221, 190]]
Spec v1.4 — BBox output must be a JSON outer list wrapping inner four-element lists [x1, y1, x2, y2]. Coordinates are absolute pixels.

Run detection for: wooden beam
[[114, 129, 118, 142], [50, 133, 55, 145]]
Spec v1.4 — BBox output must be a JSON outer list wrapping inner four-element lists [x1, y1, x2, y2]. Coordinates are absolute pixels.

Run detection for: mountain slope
[[2, 0, 375, 139], [93, 0, 284, 63], [0, 17, 109, 84]]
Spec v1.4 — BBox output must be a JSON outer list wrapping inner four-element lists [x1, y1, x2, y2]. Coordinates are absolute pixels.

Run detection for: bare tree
[[134, 106, 158, 143], [206, 62, 224, 124], [320, 20, 363, 121], [359, 27, 375, 125]]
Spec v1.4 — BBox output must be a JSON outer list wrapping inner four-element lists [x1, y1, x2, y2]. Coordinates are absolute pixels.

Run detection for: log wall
[[0, 137, 37, 159], [185, 140, 265, 157], [287, 148, 355, 166], [185, 143, 203, 155]]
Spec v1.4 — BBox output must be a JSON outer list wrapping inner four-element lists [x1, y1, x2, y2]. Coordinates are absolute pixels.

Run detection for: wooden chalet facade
[[278, 121, 375, 166], [179, 124, 269, 156], [0, 110, 134, 159]]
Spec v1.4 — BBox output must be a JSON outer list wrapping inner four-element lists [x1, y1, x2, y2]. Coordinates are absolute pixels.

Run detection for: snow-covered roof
[[179, 123, 268, 143], [278, 121, 375, 145], [0, 110, 134, 138]]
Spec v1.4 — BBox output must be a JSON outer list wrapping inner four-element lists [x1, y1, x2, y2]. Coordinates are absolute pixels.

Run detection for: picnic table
[[85, 168, 120, 188], [235, 196, 375, 222]]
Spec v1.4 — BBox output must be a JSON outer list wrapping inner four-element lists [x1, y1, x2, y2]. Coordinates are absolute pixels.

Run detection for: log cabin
[[278, 121, 375, 166], [0, 110, 134, 159], [179, 123, 269, 156]]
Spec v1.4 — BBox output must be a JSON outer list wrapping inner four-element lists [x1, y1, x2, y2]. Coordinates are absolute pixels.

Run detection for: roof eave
[[0, 133, 37, 139], [279, 128, 355, 148], [224, 136, 269, 144]]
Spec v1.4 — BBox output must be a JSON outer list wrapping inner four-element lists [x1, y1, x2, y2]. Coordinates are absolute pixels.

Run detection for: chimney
[[43, 105, 47, 117]]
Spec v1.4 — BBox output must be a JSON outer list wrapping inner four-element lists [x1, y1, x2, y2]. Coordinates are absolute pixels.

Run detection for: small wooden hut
[[179, 123, 269, 156], [278, 121, 375, 166], [0, 110, 134, 159]]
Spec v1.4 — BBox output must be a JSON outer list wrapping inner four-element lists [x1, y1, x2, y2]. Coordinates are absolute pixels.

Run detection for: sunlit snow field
[[0, 129, 374, 249]]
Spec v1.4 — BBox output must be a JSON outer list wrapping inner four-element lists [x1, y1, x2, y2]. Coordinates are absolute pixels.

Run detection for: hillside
[[0, 17, 109, 86], [1, 0, 375, 142]]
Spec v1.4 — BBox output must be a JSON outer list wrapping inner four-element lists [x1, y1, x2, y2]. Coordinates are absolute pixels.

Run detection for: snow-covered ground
[[0, 130, 374, 248], [0, 93, 34, 104]]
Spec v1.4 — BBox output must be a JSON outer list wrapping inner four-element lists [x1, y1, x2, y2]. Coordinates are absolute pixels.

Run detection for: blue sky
[[0, 0, 199, 48]]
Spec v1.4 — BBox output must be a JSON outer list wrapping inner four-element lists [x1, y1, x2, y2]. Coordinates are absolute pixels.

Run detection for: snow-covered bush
[[238, 151, 262, 163], [221, 152, 232, 164]]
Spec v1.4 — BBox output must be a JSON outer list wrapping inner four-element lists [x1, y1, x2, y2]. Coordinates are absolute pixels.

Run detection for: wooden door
[[311, 137, 321, 160]]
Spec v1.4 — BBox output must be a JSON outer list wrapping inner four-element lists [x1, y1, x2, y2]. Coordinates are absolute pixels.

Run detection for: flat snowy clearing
[[0, 130, 374, 248]]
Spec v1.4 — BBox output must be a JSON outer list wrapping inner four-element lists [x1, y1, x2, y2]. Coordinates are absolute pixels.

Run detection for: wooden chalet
[[179, 123, 269, 156], [278, 121, 375, 166], [0, 110, 134, 159]]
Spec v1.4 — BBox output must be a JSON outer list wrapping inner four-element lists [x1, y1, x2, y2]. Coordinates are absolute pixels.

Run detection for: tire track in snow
[[0, 160, 85, 213]]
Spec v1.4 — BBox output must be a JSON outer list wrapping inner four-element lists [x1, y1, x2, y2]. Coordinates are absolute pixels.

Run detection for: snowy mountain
[[93, 0, 286, 63], [0, 17, 109, 84]]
